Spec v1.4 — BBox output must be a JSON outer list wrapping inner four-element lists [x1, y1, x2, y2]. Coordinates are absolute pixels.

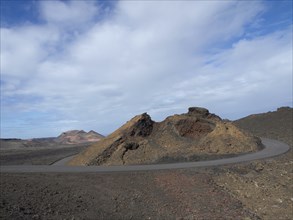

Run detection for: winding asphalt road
[[0, 138, 289, 173]]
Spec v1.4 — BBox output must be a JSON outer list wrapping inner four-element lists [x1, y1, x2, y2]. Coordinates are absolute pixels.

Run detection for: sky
[[0, 0, 292, 139]]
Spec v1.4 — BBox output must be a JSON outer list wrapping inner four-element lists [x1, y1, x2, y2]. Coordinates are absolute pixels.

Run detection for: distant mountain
[[0, 130, 104, 149], [69, 107, 262, 166], [56, 130, 104, 144], [234, 107, 293, 147]]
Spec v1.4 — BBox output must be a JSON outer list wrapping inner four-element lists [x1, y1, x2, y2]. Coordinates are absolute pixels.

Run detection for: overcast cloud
[[1, 0, 292, 138]]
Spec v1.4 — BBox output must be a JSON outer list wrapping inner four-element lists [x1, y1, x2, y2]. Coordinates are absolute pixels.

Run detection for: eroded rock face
[[68, 107, 263, 166], [187, 107, 222, 121], [188, 107, 209, 116], [175, 118, 215, 139], [127, 113, 154, 137]]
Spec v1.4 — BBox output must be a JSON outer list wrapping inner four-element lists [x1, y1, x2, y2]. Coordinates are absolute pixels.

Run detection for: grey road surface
[[52, 154, 77, 166], [0, 138, 289, 173]]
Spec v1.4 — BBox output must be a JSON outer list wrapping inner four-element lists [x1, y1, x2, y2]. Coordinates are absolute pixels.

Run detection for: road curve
[[0, 138, 290, 173]]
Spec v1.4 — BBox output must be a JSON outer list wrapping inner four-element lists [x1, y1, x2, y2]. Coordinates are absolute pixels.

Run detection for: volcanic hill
[[68, 107, 263, 166], [56, 130, 104, 144]]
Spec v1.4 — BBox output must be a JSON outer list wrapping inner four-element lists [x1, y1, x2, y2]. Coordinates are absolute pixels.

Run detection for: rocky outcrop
[[122, 113, 154, 137], [68, 107, 263, 166]]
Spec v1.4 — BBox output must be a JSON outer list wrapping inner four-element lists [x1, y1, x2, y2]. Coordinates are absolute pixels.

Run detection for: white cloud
[[171, 27, 292, 118], [0, 25, 59, 79], [1, 0, 292, 138]]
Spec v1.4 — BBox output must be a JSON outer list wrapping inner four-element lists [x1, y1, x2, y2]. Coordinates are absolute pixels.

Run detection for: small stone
[[32, 214, 40, 219], [255, 164, 264, 172]]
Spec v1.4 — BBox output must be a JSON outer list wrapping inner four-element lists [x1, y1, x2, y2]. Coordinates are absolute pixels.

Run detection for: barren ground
[[0, 145, 87, 165], [1, 146, 291, 219], [1, 108, 292, 219], [1, 169, 261, 220]]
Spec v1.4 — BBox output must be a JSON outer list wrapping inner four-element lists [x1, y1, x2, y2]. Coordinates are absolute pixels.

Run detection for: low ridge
[[68, 107, 263, 166], [234, 107, 293, 146]]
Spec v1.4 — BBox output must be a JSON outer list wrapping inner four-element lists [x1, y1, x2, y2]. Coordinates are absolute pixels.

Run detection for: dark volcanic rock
[[127, 113, 154, 137], [188, 107, 209, 116], [187, 107, 221, 121]]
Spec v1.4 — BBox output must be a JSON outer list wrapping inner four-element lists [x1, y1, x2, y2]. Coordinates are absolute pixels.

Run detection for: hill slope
[[69, 107, 262, 166], [215, 107, 293, 219], [234, 107, 293, 147]]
